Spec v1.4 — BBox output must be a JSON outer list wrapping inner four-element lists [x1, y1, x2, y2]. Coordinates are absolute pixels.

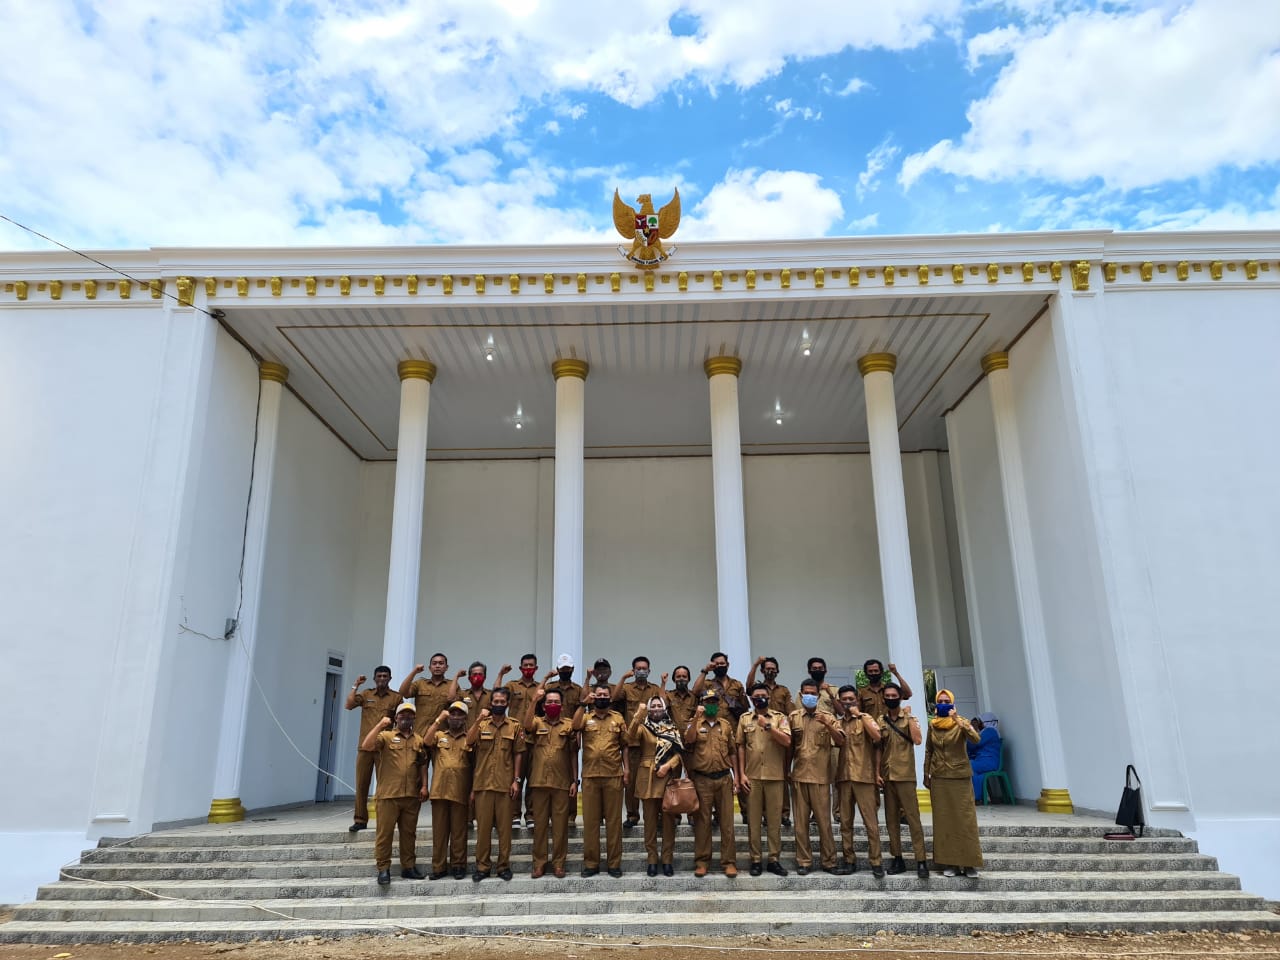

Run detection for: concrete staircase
[[3, 812, 1278, 942]]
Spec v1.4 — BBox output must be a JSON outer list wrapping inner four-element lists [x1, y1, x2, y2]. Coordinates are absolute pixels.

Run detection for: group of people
[[347, 651, 987, 886]]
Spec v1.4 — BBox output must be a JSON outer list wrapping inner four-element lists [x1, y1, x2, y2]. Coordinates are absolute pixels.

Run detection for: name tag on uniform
[[392, 737, 402, 743], [586, 720, 597, 727], [440, 738, 449, 746], [481, 731, 495, 740], [537, 726, 550, 735], [699, 725, 710, 734]]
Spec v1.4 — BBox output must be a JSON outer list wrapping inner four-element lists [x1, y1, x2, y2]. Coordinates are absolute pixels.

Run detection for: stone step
[[4, 909, 1279, 941], [36, 869, 1244, 902], [100, 822, 1184, 848], [57, 851, 1221, 881], [78, 835, 1199, 863], [14, 889, 1270, 924]]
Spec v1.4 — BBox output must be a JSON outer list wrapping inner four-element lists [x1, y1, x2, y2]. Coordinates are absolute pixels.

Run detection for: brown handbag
[[662, 772, 700, 815]]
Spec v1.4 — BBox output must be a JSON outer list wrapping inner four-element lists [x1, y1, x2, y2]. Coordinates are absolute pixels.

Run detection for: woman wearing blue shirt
[[967, 714, 1002, 801]]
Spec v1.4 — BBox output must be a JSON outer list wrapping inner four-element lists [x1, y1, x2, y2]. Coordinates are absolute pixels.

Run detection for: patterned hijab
[[644, 697, 683, 767], [931, 688, 958, 731]]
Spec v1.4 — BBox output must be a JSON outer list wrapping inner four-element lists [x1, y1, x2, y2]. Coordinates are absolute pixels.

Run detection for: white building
[[1, 230, 1277, 903]]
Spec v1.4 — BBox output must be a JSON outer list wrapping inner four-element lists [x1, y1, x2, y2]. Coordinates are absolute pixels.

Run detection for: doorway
[[315, 653, 344, 802]]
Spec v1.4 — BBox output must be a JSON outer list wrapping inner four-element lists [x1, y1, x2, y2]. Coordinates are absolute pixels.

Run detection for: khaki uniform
[[836, 715, 882, 867], [527, 716, 577, 873], [925, 722, 984, 869], [666, 688, 698, 729], [352, 687, 403, 826], [738, 709, 790, 865], [404, 677, 453, 736], [504, 677, 541, 819], [428, 728, 472, 875], [471, 715, 523, 874], [789, 709, 838, 869], [701, 675, 748, 726], [544, 678, 583, 717], [370, 728, 424, 872], [618, 680, 663, 820], [627, 711, 681, 865], [857, 684, 889, 720], [687, 716, 738, 870], [459, 687, 493, 730], [580, 709, 627, 870], [879, 712, 927, 862]]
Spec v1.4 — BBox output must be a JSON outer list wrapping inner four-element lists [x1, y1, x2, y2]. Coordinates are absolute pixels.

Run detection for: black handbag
[[1113, 764, 1145, 838]]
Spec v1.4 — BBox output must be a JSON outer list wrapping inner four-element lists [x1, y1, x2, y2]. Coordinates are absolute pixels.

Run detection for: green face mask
[[703, 703, 719, 718]]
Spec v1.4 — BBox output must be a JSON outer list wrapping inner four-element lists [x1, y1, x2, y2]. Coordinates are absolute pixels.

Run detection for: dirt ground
[[2, 929, 1280, 960]]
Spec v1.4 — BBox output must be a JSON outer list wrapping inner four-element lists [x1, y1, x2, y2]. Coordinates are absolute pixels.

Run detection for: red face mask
[[543, 703, 562, 720], [520, 666, 537, 679], [470, 674, 485, 687]]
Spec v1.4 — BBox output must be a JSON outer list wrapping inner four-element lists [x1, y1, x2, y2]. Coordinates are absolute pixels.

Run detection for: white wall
[[239, 390, 361, 811], [1097, 286, 1280, 896]]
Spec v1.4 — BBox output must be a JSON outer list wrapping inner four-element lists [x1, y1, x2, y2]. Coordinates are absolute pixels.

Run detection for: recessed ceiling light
[[800, 329, 813, 357], [484, 333, 496, 361], [513, 403, 524, 430]]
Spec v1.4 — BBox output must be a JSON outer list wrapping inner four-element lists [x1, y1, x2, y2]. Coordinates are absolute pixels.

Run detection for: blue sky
[[1, 0, 1277, 250]]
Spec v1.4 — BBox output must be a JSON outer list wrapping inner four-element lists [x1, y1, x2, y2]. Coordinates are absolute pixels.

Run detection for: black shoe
[[498, 868, 513, 881], [401, 866, 426, 880], [767, 861, 788, 877], [916, 860, 930, 879], [607, 868, 623, 878], [472, 870, 490, 883], [835, 861, 851, 876], [376, 869, 390, 886], [581, 867, 599, 878], [872, 864, 885, 879], [795, 865, 811, 876], [847, 858, 859, 874], [429, 871, 448, 880], [647, 864, 659, 877], [749, 862, 762, 877], [780, 817, 792, 828], [886, 856, 906, 875], [664, 863, 675, 876], [740, 811, 749, 825], [623, 817, 639, 830], [822, 865, 839, 875], [349, 822, 367, 833], [451, 867, 466, 880]]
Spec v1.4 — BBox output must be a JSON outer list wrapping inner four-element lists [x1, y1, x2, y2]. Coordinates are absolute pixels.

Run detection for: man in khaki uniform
[[398, 654, 454, 735], [450, 661, 493, 730], [544, 653, 583, 718], [466, 688, 523, 882], [857, 659, 914, 718], [345, 665, 403, 833], [744, 657, 795, 826], [737, 681, 791, 876], [573, 682, 629, 877], [666, 665, 698, 729], [499, 653, 542, 827], [422, 701, 472, 879], [691, 651, 748, 727], [613, 655, 665, 829], [685, 690, 739, 877], [878, 682, 929, 879], [523, 685, 578, 878], [361, 702, 427, 885], [789, 677, 844, 874], [835, 683, 883, 877]]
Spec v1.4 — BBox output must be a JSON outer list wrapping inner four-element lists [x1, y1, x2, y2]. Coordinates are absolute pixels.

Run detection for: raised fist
[[413, 664, 425, 674], [355, 675, 367, 686]]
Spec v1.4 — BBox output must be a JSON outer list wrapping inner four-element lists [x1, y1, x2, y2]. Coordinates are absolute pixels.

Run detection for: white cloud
[[902, 0, 1280, 190], [839, 77, 870, 95], [857, 139, 900, 200], [773, 98, 820, 121], [682, 169, 843, 239], [543, 120, 562, 135], [964, 25, 1023, 69], [847, 212, 880, 230]]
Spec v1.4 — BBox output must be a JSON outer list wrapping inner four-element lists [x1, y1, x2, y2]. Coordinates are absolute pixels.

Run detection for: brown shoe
[[553, 866, 566, 879], [531, 865, 545, 879], [724, 863, 738, 878], [694, 864, 708, 877]]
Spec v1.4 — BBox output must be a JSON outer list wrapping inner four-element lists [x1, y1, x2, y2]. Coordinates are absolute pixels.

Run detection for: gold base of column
[[1037, 788, 1074, 814], [207, 797, 246, 823], [368, 798, 378, 820], [916, 787, 932, 813]]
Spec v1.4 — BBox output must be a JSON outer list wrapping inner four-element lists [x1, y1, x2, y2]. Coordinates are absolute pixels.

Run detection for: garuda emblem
[[613, 188, 680, 268]]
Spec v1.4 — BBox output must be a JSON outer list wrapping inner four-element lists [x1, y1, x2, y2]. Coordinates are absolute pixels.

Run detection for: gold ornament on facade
[[704, 356, 742, 379], [1209, 260, 1224, 280], [1140, 261, 1154, 281], [506, 273, 518, 294], [267, 276, 280, 297], [857, 352, 897, 377], [552, 358, 589, 381], [610, 272, 621, 293], [302, 276, 316, 296], [85, 279, 97, 300], [398, 359, 437, 383], [814, 267, 825, 289], [372, 275, 385, 296], [613, 188, 680, 268], [49, 280, 62, 301], [849, 266, 860, 286], [951, 264, 964, 284], [259, 361, 289, 384], [406, 274, 418, 295], [236, 276, 249, 297], [119, 279, 131, 299], [1070, 260, 1091, 291], [914, 265, 926, 285], [1176, 260, 1190, 281], [176, 276, 194, 306], [203, 277, 216, 298], [1022, 262, 1034, 283], [981, 351, 1009, 375], [780, 268, 791, 289], [15, 280, 28, 301], [575, 273, 587, 294], [712, 270, 723, 291], [644, 272, 655, 292], [338, 275, 351, 295], [1047, 261, 1061, 282], [678, 271, 689, 292], [746, 269, 756, 290], [474, 275, 485, 294], [440, 274, 452, 295], [883, 265, 895, 286], [1103, 263, 1118, 282], [150, 279, 164, 299], [1245, 260, 1259, 280]]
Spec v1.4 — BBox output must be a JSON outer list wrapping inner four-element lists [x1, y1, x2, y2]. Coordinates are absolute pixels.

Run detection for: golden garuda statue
[[613, 188, 680, 268]]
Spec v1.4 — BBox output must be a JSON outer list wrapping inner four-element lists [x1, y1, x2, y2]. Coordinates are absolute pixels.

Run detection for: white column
[[983, 352, 1073, 812], [704, 357, 752, 669], [208, 361, 288, 823], [859, 353, 928, 788], [551, 359, 588, 673], [381, 359, 435, 670]]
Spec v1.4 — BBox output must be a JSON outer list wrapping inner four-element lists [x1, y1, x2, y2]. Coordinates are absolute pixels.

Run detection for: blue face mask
[[800, 693, 819, 709], [935, 702, 953, 717]]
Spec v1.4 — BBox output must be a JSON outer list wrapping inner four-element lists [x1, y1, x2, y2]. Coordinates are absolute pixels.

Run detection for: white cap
[[556, 653, 575, 669]]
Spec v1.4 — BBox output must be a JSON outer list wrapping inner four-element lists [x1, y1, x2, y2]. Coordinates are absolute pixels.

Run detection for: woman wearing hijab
[[923, 689, 984, 878], [627, 695, 684, 876], [967, 713, 1003, 802]]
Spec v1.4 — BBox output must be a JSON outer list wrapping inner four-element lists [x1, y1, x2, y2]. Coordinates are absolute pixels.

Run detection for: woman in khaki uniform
[[924, 688, 984, 878], [627, 696, 683, 876]]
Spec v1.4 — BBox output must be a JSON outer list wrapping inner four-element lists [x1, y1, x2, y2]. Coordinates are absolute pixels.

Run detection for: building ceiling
[[222, 292, 1048, 461]]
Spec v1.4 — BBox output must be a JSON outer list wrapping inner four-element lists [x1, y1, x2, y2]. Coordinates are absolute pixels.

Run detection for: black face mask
[[712, 665, 728, 678], [593, 697, 611, 709], [866, 672, 883, 685], [558, 669, 573, 681], [809, 670, 826, 684], [752, 698, 769, 711], [674, 680, 689, 692], [490, 704, 507, 716], [884, 699, 901, 711]]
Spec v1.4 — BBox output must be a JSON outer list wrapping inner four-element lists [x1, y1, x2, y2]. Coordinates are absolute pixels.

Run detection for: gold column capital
[[857, 352, 897, 377], [398, 359, 437, 383], [980, 351, 1009, 375], [703, 356, 742, 379], [551, 358, 589, 381], [259, 361, 289, 384]]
